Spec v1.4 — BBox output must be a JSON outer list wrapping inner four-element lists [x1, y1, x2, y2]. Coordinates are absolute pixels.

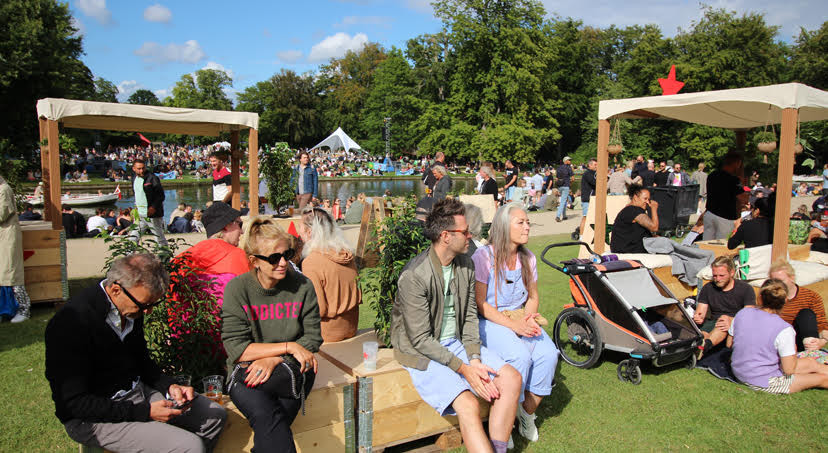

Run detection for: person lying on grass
[[727, 278, 828, 394]]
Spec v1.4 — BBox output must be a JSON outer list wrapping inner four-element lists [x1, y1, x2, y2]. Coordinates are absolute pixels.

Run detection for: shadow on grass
[[0, 305, 56, 353]]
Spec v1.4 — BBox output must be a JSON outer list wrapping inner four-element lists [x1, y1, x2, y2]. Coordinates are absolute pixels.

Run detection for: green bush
[[260, 142, 295, 212], [359, 196, 429, 346]]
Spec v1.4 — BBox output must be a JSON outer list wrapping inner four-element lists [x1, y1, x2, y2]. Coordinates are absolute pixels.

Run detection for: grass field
[[1, 234, 823, 452]]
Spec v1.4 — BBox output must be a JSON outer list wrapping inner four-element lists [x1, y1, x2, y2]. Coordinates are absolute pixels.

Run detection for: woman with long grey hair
[[298, 206, 361, 342], [431, 165, 453, 200], [470, 202, 559, 443]]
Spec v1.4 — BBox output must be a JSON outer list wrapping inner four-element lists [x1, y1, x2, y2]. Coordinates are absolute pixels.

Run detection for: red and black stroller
[[541, 242, 703, 384]]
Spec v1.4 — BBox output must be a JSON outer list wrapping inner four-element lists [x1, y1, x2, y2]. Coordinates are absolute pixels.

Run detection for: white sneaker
[[10, 313, 29, 323], [517, 405, 538, 442], [507, 434, 514, 450]]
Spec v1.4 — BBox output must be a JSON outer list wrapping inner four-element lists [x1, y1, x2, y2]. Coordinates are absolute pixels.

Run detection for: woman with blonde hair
[[299, 206, 361, 342], [471, 202, 559, 442], [222, 217, 322, 451]]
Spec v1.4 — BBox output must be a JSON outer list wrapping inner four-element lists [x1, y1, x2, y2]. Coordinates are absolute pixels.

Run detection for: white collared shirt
[[99, 280, 134, 341]]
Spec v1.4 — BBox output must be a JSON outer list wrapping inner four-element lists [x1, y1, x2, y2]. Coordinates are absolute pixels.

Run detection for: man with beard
[[693, 256, 756, 355]]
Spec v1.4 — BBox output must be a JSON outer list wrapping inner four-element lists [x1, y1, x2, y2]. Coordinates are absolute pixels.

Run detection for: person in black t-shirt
[[478, 166, 499, 205], [610, 184, 659, 253], [503, 160, 519, 202], [61, 206, 86, 238], [631, 155, 647, 180], [653, 161, 670, 187], [727, 198, 773, 249], [693, 256, 756, 354], [704, 152, 749, 240], [579, 159, 598, 235], [638, 161, 656, 187]]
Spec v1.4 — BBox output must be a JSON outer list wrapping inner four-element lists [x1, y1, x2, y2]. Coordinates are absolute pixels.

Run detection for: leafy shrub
[[753, 131, 776, 144], [260, 142, 295, 212], [359, 196, 429, 346]]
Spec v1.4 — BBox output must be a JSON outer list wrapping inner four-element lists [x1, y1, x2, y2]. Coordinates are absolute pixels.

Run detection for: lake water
[[87, 178, 478, 218]]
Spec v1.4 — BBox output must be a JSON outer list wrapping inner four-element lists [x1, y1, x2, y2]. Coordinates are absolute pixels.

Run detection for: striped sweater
[[777, 286, 828, 333]]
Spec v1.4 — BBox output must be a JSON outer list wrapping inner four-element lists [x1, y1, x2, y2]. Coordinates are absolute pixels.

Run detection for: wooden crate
[[215, 354, 356, 453], [21, 221, 66, 303], [695, 240, 812, 261], [319, 330, 490, 451]]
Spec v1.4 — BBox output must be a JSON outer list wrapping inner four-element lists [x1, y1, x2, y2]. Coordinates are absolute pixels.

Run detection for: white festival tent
[[312, 127, 363, 152], [591, 82, 828, 261]]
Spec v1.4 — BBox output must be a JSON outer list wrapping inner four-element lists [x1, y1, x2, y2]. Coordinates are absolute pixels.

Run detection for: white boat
[[25, 192, 119, 207]]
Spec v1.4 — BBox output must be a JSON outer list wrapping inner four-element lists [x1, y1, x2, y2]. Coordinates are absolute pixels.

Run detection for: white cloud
[[143, 4, 172, 23], [154, 88, 170, 100], [276, 50, 304, 63], [308, 32, 369, 63], [202, 61, 234, 78], [70, 16, 86, 35], [116, 80, 142, 102], [77, 0, 113, 25], [339, 16, 393, 28], [405, 0, 433, 14], [134, 40, 206, 65]]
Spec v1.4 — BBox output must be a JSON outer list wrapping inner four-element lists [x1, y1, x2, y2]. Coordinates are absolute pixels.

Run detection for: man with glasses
[[391, 199, 522, 453], [45, 254, 227, 452]]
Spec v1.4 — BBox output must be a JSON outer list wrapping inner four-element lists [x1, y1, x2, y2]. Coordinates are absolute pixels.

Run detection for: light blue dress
[[472, 246, 559, 400]]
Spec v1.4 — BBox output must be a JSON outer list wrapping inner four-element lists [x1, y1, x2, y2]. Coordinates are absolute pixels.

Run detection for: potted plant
[[754, 131, 777, 152], [794, 137, 809, 154], [607, 138, 623, 155]]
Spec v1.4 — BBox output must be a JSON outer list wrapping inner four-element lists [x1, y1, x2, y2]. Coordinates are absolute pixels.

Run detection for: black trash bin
[[650, 184, 699, 237]]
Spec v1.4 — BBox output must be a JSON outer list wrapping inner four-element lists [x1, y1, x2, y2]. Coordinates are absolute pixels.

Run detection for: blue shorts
[[405, 338, 508, 416], [582, 201, 590, 216]]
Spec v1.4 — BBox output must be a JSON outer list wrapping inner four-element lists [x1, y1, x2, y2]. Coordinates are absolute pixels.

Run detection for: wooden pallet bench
[[319, 330, 490, 452]]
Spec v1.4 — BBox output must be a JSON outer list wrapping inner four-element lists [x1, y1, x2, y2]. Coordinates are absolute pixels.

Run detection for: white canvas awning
[[36, 98, 258, 136], [598, 83, 828, 130], [312, 127, 362, 151]]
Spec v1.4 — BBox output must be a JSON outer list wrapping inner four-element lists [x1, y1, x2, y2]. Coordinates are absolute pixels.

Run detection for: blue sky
[[69, 0, 826, 103]]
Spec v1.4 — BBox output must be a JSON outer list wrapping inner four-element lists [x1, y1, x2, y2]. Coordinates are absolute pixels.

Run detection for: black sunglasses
[[116, 282, 162, 310], [254, 249, 296, 265]]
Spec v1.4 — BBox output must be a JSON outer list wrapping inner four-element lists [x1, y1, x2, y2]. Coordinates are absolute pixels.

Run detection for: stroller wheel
[[686, 353, 697, 370], [553, 307, 603, 368], [617, 360, 642, 385]]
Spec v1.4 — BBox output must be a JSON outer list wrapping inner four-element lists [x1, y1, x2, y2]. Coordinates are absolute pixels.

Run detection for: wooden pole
[[735, 130, 747, 152], [45, 120, 62, 230], [38, 117, 52, 222], [230, 130, 241, 210], [248, 129, 259, 216], [771, 108, 796, 262], [593, 119, 610, 254]]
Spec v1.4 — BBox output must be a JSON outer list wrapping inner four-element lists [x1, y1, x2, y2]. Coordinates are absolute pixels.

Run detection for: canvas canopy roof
[[312, 127, 362, 151], [36, 98, 258, 136], [598, 83, 828, 130]]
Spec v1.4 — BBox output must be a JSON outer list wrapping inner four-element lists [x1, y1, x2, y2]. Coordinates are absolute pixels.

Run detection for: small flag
[[114, 185, 122, 200], [287, 221, 299, 238], [137, 133, 151, 145]]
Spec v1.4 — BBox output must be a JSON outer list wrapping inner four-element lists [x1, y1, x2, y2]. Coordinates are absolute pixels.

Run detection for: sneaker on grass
[[517, 405, 538, 442]]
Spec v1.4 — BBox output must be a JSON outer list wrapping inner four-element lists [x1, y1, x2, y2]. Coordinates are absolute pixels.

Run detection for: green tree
[[127, 89, 161, 106], [166, 69, 233, 111], [0, 0, 94, 158], [91, 77, 119, 103]]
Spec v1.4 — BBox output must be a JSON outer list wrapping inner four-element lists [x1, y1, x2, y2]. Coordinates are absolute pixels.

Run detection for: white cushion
[[613, 253, 673, 269], [806, 251, 828, 265]]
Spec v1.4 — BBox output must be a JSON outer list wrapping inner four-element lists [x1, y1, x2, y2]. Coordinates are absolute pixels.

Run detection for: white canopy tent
[[312, 127, 363, 151], [591, 83, 828, 261], [35, 98, 260, 228]]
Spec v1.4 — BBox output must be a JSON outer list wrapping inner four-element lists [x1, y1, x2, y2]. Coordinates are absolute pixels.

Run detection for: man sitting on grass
[[693, 255, 756, 355], [45, 254, 226, 452]]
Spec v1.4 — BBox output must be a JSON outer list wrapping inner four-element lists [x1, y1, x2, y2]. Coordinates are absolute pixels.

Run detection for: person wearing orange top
[[768, 260, 828, 351]]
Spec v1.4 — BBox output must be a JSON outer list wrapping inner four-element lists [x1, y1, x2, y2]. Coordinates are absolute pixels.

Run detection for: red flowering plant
[[103, 234, 226, 383]]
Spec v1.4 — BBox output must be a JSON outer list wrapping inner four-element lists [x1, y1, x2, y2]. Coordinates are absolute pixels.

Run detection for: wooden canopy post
[[43, 119, 62, 230], [230, 130, 241, 210], [735, 130, 747, 152], [593, 119, 611, 254], [248, 129, 259, 216], [771, 108, 797, 262]]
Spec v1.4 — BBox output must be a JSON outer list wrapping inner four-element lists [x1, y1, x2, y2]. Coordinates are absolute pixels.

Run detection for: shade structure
[[591, 83, 828, 262], [36, 98, 258, 136], [312, 127, 362, 151], [35, 98, 260, 230]]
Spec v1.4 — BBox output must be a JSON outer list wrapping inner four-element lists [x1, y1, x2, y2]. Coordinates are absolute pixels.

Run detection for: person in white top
[[86, 208, 111, 236], [530, 170, 544, 207]]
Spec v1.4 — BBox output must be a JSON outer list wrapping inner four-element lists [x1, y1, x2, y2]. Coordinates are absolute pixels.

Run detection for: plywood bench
[[21, 221, 67, 304], [319, 330, 490, 451], [215, 354, 356, 453]]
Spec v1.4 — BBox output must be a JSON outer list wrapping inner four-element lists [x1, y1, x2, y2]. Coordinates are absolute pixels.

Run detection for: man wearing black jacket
[[45, 254, 226, 452], [580, 158, 598, 235], [130, 159, 168, 246]]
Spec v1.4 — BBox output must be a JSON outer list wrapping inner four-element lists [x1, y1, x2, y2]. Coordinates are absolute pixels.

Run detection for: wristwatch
[[469, 353, 481, 361]]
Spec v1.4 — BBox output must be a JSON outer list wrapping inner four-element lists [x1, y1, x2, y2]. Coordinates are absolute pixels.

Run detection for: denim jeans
[[556, 186, 570, 219]]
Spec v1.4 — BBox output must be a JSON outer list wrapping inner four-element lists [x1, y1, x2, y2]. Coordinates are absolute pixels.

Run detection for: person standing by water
[[291, 151, 318, 211], [422, 152, 446, 196], [0, 175, 32, 323], [210, 151, 233, 204], [555, 157, 573, 222], [503, 160, 519, 202], [129, 159, 168, 246], [432, 165, 453, 201]]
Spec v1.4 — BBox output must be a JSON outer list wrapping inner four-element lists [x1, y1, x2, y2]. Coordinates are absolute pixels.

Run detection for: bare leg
[[788, 373, 828, 393], [579, 215, 587, 235], [452, 391, 492, 453], [487, 365, 521, 442], [794, 357, 828, 376], [522, 391, 543, 415]]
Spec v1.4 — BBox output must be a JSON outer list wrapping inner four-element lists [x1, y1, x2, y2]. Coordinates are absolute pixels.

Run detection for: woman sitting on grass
[[221, 218, 322, 451], [727, 279, 828, 394], [471, 202, 559, 442]]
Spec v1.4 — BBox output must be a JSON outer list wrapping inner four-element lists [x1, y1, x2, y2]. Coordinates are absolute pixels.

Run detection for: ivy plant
[[259, 142, 295, 213]]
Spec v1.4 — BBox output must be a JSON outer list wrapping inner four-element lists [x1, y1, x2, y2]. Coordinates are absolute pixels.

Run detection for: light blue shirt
[[99, 280, 134, 341]]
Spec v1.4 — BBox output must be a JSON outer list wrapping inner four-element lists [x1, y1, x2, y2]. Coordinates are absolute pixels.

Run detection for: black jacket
[[45, 284, 173, 423], [132, 173, 165, 218], [581, 169, 597, 202], [556, 164, 573, 187]]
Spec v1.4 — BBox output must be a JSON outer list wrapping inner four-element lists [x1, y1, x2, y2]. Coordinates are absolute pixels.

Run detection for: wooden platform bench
[[215, 354, 357, 453], [319, 330, 490, 452], [21, 220, 67, 304]]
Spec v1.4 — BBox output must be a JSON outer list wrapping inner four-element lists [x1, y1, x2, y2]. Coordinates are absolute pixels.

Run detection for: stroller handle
[[541, 242, 598, 271]]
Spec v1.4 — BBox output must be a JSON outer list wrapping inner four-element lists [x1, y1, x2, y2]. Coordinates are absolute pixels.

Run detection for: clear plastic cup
[[363, 341, 379, 370], [202, 375, 224, 404]]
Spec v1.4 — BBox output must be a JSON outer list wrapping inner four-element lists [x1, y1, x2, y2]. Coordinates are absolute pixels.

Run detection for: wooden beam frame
[[771, 108, 796, 262], [248, 129, 259, 216], [230, 130, 241, 210], [43, 119, 62, 230], [593, 119, 611, 254]]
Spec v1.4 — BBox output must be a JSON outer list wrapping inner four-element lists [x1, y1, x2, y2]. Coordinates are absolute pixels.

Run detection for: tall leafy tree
[[166, 69, 233, 111], [0, 0, 94, 157], [90, 77, 119, 103], [127, 89, 161, 106]]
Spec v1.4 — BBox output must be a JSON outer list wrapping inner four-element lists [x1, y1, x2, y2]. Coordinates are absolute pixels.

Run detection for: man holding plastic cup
[[391, 199, 522, 453], [45, 253, 227, 452]]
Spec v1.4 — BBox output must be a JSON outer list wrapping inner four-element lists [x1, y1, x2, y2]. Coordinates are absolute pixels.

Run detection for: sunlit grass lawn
[[2, 236, 823, 452]]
